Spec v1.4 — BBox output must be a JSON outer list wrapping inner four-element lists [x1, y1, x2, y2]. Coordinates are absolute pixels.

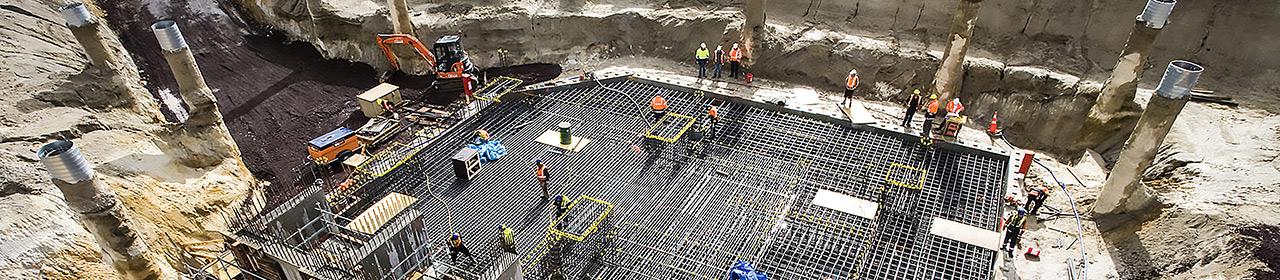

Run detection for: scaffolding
[[225, 75, 1009, 280]]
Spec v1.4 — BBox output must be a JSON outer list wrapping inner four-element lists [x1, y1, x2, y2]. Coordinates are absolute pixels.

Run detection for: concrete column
[[745, 0, 767, 31], [388, 0, 413, 34], [59, 2, 163, 118], [1093, 60, 1201, 216], [37, 141, 163, 280], [152, 20, 219, 126], [61, 3, 119, 69], [152, 19, 242, 167], [931, 0, 984, 103], [1076, 0, 1178, 152]]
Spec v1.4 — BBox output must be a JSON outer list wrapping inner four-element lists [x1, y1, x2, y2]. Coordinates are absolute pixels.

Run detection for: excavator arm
[[375, 34, 437, 71]]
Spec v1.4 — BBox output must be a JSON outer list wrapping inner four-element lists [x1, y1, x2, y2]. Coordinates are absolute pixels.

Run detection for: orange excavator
[[376, 33, 481, 94]]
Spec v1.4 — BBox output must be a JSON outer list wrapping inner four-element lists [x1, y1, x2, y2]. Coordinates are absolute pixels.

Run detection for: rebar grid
[[248, 77, 1007, 280]]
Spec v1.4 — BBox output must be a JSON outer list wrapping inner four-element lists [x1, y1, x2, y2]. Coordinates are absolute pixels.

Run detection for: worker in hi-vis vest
[[843, 70, 860, 106], [728, 43, 743, 79], [695, 43, 710, 78]]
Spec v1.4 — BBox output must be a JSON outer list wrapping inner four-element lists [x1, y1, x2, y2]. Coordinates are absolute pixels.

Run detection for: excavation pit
[[228, 75, 1011, 280]]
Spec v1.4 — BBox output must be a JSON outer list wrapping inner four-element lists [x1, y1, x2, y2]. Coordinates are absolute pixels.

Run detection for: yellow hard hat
[[913, 89, 921, 95], [929, 94, 937, 99]]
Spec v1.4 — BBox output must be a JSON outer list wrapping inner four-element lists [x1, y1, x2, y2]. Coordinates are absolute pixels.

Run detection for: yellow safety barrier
[[547, 195, 614, 242], [644, 113, 696, 143], [885, 162, 927, 190]]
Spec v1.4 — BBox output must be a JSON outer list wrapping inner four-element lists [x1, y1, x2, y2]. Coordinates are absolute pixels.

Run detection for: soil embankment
[[102, 0, 558, 191]]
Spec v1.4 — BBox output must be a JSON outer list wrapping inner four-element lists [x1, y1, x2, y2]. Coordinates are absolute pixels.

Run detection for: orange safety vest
[[926, 100, 940, 115], [846, 75, 859, 90], [946, 99, 964, 114], [535, 165, 547, 181], [729, 49, 741, 62], [708, 106, 719, 119], [651, 96, 668, 111]]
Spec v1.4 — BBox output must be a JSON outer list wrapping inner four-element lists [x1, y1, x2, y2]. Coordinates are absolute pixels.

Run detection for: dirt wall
[[237, 0, 1106, 157], [759, 0, 1280, 110]]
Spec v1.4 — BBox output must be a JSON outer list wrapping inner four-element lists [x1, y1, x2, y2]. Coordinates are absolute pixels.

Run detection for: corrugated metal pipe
[[151, 19, 188, 52], [1154, 60, 1202, 99], [37, 140, 94, 184], [1138, 0, 1176, 29], [60, 2, 94, 27]]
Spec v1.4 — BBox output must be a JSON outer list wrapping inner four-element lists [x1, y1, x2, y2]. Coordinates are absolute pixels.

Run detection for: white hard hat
[[850, 69, 857, 75], [732, 43, 739, 48], [716, 45, 722, 50], [700, 43, 706, 48]]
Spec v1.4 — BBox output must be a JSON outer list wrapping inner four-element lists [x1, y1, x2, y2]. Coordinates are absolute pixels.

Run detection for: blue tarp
[[466, 139, 507, 163], [728, 260, 768, 280]]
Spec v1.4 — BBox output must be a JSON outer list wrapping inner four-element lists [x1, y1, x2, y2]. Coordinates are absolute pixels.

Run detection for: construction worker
[[553, 194, 570, 218], [1002, 208, 1028, 256], [728, 43, 743, 79], [902, 88, 923, 128], [474, 129, 491, 144], [535, 159, 550, 198], [650, 94, 668, 120], [843, 70, 860, 106], [712, 45, 725, 78], [448, 233, 474, 262], [706, 104, 720, 125], [375, 98, 399, 119], [1025, 186, 1050, 215], [498, 224, 516, 253], [695, 43, 710, 78], [946, 97, 965, 117], [922, 94, 940, 138]]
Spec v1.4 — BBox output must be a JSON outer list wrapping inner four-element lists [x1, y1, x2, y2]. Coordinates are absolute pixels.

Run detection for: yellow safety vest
[[501, 228, 514, 246], [696, 48, 710, 60]]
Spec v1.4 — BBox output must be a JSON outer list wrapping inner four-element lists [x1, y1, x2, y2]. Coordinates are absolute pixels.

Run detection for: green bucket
[[558, 122, 572, 145]]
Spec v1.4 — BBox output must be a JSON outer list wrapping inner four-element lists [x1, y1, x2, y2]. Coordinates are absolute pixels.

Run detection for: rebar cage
[[227, 75, 1009, 280]]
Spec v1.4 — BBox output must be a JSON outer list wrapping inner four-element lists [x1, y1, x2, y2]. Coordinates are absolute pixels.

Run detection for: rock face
[[0, 0, 255, 279], [237, 0, 1104, 158]]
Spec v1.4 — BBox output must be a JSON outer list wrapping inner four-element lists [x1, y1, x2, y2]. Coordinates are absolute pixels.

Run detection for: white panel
[[929, 217, 1001, 251], [811, 189, 878, 219]]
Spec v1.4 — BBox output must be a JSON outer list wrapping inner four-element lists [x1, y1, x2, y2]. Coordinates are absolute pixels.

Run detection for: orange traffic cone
[[987, 111, 1001, 136]]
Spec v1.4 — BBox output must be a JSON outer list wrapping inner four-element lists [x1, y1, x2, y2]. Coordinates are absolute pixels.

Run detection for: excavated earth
[[101, 0, 559, 192], [0, 0, 1277, 279]]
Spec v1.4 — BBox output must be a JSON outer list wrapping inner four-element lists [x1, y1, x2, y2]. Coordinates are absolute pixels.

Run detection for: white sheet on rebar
[[929, 217, 1001, 251], [811, 189, 877, 219]]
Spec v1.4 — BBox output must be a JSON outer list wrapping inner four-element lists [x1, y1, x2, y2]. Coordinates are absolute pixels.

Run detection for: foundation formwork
[[228, 75, 1009, 280]]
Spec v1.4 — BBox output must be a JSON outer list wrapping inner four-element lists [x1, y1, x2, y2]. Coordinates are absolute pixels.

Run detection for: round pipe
[[1138, 0, 1176, 29], [1153, 60, 1202, 99], [151, 19, 188, 52], [37, 140, 94, 184], [60, 2, 94, 28]]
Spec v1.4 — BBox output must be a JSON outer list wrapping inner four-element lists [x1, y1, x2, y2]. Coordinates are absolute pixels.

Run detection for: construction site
[[1, 0, 1278, 280]]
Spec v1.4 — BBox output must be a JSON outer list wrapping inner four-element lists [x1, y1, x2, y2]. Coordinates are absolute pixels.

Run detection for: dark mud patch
[[1240, 225, 1280, 279]]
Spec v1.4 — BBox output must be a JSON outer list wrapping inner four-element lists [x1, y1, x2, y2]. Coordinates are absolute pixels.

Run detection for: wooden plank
[[346, 192, 417, 235], [840, 100, 878, 125], [929, 217, 1001, 251]]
